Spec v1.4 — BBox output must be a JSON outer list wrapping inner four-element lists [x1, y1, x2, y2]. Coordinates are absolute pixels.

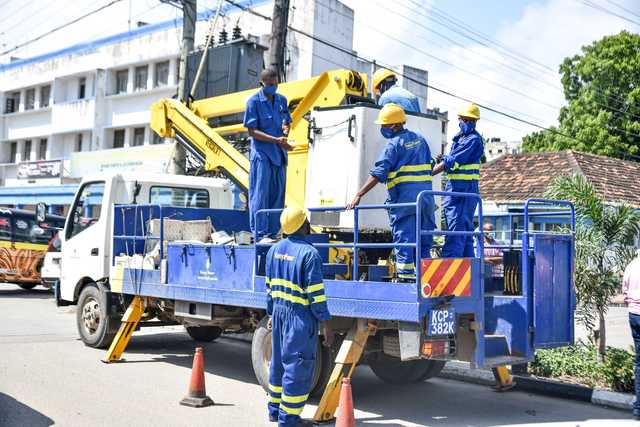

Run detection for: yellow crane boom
[[150, 69, 368, 207]]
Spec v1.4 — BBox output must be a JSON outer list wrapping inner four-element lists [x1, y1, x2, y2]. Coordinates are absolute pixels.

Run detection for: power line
[[418, 1, 640, 110], [0, 0, 126, 56], [400, 0, 640, 119], [604, 0, 640, 20], [577, 0, 640, 26], [224, 0, 640, 160], [319, 0, 640, 125]]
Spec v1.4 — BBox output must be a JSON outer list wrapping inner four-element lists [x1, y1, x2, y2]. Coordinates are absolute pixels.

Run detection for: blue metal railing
[[255, 190, 486, 292], [112, 204, 165, 260]]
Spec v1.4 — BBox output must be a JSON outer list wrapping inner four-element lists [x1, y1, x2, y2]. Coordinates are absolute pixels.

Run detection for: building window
[[38, 139, 47, 160], [23, 140, 32, 161], [9, 142, 17, 163], [78, 77, 86, 100], [5, 92, 20, 113], [113, 129, 125, 148], [134, 65, 148, 91], [25, 89, 35, 110], [115, 69, 128, 94], [40, 85, 50, 108], [154, 61, 170, 87], [151, 131, 163, 145], [75, 134, 83, 152], [132, 127, 145, 146]]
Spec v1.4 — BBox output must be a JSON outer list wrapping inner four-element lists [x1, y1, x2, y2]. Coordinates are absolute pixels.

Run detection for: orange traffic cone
[[335, 377, 355, 427], [179, 347, 214, 407]]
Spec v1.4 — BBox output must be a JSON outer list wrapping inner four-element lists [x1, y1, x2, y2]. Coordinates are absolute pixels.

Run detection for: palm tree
[[545, 174, 640, 359]]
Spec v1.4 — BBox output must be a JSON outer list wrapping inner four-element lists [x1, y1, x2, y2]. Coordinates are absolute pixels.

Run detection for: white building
[[484, 137, 523, 162], [0, 0, 435, 210]]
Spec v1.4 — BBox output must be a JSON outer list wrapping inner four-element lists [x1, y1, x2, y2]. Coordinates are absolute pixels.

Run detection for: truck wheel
[[251, 316, 332, 398], [76, 284, 117, 349], [18, 283, 37, 290], [185, 326, 222, 342], [368, 352, 446, 384]]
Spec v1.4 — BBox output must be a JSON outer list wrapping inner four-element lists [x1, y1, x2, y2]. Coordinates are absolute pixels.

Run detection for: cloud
[[344, 0, 639, 142]]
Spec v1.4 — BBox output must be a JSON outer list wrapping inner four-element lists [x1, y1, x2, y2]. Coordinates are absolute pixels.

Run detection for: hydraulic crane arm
[[150, 69, 369, 206], [151, 98, 251, 189]]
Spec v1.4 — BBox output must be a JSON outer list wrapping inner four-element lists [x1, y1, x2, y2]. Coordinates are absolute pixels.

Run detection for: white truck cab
[[58, 172, 234, 304]]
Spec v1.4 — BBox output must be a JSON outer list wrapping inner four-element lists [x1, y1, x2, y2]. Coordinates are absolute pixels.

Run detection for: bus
[[0, 208, 65, 290]]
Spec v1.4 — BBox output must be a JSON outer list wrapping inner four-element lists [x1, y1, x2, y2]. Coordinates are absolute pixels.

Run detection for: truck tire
[[251, 316, 332, 398], [185, 326, 222, 342], [76, 284, 117, 349], [368, 352, 446, 384], [18, 283, 37, 290]]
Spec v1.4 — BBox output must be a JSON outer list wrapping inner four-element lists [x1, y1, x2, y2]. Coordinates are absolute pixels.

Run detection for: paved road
[[0, 284, 636, 427], [575, 306, 634, 350]]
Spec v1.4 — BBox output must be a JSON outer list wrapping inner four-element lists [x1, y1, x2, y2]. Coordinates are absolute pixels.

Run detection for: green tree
[[523, 31, 640, 159], [545, 174, 640, 359]]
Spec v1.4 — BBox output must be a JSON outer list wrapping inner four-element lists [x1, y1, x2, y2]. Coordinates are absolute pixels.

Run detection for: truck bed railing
[[255, 190, 486, 291]]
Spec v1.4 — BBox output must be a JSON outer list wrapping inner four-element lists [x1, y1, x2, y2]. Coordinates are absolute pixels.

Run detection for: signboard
[[70, 143, 177, 177], [17, 160, 62, 179]]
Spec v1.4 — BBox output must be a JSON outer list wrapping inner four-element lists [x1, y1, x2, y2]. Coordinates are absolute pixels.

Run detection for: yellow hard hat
[[280, 206, 309, 235], [375, 103, 406, 125], [372, 68, 396, 93], [458, 102, 480, 120]]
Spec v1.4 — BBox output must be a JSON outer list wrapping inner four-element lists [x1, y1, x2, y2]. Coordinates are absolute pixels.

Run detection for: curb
[[439, 361, 635, 411]]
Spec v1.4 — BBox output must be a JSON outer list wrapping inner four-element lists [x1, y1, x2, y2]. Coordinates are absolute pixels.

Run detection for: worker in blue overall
[[372, 68, 421, 113], [433, 103, 484, 258], [347, 103, 436, 280], [244, 68, 294, 243], [266, 206, 333, 426]]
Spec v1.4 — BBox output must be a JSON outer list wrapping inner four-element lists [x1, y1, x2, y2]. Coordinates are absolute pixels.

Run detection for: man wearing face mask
[[433, 103, 484, 258], [244, 68, 294, 243], [372, 68, 421, 113], [347, 103, 436, 280]]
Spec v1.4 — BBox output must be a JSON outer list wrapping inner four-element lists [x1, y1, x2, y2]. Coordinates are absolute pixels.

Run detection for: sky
[[0, 0, 638, 142]]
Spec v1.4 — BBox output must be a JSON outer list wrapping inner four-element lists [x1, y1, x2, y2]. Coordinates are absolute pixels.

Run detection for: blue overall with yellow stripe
[[265, 236, 330, 426], [442, 129, 484, 258], [370, 128, 436, 279], [243, 89, 292, 240]]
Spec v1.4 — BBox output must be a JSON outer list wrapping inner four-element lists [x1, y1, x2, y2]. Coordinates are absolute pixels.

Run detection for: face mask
[[262, 84, 278, 96], [380, 127, 396, 139], [459, 120, 476, 134]]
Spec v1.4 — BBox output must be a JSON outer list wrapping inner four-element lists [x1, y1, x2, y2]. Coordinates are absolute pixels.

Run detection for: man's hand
[[435, 153, 443, 163], [267, 316, 272, 331], [346, 194, 361, 210], [321, 322, 334, 348], [276, 137, 294, 151]]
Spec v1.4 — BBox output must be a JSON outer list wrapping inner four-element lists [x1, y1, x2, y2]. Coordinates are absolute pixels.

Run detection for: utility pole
[[178, 0, 197, 102], [269, 0, 290, 81]]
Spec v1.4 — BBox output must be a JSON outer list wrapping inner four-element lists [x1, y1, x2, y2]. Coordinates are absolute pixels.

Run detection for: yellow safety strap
[[280, 405, 304, 415], [271, 291, 310, 306], [387, 163, 432, 179], [387, 174, 433, 189], [447, 173, 480, 181], [311, 295, 327, 304], [269, 278, 306, 295], [269, 384, 283, 393], [306, 283, 324, 293], [282, 393, 309, 404]]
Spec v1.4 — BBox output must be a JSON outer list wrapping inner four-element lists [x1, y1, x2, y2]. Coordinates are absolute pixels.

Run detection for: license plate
[[427, 308, 456, 336]]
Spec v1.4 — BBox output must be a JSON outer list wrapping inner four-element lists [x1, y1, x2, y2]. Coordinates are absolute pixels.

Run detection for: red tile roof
[[480, 150, 640, 208]]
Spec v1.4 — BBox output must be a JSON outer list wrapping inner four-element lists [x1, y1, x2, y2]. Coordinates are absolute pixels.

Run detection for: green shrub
[[601, 347, 635, 392], [530, 344, 635, 391]]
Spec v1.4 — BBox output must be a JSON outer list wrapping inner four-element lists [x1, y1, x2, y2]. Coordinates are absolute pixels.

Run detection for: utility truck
[[46, 69, 575, 422]]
